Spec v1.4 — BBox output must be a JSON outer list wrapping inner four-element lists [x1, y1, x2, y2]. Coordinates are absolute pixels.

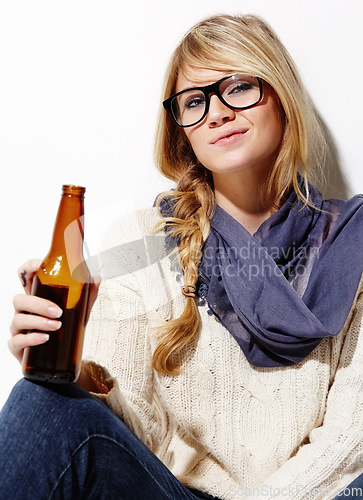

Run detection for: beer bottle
[[22, 185, 91, 383]]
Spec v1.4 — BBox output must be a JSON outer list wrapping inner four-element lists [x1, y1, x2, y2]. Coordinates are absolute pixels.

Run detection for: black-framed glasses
[[163, 74, 263, 128]]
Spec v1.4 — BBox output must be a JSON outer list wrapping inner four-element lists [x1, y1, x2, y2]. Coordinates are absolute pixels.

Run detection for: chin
[[208, 162, 252, 175], [205, 152, 253, 173]]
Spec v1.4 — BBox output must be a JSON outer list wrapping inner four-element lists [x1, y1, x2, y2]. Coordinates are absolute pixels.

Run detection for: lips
[[209, 128, 249, 146]]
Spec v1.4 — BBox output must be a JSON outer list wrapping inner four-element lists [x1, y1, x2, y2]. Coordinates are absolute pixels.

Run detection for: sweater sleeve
[[251, 284, 363, 500], [82, 210, 166, 452]]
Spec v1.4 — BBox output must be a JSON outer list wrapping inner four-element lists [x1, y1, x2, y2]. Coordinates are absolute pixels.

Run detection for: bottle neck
[[49, 190, 85, 259]]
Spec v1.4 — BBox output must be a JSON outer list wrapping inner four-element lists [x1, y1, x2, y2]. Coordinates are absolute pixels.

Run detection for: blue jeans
[[334, 474, 363, 499], [0, 379, 361, 499], [0, 379, 218, 500]]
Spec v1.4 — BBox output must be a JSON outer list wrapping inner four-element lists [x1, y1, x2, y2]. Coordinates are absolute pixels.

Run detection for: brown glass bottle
[[22, 185, 91, 383]]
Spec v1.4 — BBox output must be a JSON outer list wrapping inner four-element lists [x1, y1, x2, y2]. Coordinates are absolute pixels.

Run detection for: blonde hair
[[152, 14, 326, 375]]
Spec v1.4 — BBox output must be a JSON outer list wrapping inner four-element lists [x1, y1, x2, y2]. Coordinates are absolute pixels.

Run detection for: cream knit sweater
[[83, 207, 363, 500]]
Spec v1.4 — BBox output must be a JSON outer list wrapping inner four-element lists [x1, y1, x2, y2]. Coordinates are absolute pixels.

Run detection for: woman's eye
[[184, 96, 205, 109], [228, 82, 252, 95]]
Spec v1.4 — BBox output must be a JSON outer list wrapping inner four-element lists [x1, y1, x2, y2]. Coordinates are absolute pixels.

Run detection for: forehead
[[175, 66, 230, 93]]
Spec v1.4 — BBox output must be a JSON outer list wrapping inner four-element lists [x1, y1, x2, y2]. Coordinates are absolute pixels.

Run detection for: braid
[[152, 164, 214, 375]]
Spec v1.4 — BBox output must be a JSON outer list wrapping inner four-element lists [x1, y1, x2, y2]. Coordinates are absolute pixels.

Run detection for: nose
[[206, 94, 235, 126]]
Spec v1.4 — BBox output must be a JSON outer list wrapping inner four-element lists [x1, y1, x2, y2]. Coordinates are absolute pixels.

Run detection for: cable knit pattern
[[83, 207, 363, 500]]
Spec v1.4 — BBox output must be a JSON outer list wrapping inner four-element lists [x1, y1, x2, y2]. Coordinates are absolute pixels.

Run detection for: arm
[[252, 284, 363, 500]]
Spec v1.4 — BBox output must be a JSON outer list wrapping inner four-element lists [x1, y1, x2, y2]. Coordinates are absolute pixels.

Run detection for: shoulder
[[102, 207, 164, 248], [323, 193, 363, 216], [90, 207, 167, 281], [343, 194, 363, 215], [321, 194, 363, 236]]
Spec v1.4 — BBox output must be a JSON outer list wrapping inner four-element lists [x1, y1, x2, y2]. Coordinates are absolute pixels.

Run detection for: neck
[[213, 170, 278, 235]]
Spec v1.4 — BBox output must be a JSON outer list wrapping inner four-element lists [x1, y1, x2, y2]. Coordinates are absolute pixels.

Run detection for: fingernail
[[40, 334, 49, 343], [46, 319, 62, 329], [48, 306, 62, 318]]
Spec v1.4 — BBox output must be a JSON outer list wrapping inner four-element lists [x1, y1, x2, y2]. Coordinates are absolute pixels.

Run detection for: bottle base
[[23, 369, 77, 384]]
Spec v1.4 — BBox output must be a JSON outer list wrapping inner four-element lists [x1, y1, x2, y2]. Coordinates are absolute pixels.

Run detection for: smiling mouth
[[210, 130, 248, 146]]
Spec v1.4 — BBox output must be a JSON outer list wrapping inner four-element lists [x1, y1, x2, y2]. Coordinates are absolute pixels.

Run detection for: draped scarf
[[160, 183, 363, 367]]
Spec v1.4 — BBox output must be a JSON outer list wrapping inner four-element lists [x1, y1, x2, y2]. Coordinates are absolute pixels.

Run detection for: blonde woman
[[2, 14, 362, 500]]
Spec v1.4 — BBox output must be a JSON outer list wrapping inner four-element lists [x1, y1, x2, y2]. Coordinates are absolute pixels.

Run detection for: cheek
[[269, 116, 284, 146], [256, 105, 284, 151], [253, 88, 284, 143], [184, 129, 205, 159]]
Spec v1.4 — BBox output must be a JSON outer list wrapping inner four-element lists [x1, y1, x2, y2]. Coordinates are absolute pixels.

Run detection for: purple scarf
[[160, 182, 363, 367]]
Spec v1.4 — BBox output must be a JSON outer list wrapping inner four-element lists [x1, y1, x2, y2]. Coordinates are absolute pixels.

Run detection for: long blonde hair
[[152, 14, 326, 375]]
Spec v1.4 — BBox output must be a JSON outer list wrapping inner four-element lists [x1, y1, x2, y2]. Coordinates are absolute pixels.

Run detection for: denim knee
[[0, 379, 211, 500], [0, 378, 123, 499]]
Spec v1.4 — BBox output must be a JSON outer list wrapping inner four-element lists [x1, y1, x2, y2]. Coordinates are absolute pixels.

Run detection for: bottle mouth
[[62, 185, 86, 197]]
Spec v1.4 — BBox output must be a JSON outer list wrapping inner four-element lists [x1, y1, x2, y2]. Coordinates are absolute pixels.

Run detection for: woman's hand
[[9, 259, 101, 364]]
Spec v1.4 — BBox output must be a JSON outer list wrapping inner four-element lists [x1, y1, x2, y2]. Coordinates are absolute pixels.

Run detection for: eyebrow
[[176, 81, 204, 94], [176, 72, 237, 94]]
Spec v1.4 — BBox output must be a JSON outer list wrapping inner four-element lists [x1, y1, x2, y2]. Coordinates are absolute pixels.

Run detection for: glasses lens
[[171, 90, 206, 127], [220, 75, 261, 109]]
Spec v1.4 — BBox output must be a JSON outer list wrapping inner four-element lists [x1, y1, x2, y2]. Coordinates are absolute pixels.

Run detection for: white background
[[1, 0, 362, 408]]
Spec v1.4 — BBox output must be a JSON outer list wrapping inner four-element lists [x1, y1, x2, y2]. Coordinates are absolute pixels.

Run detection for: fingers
[[10, 311, 62, 337], [10, 262, 101, 365], [8, 333, 50, 363], [10, 294, 63, 363], [12, 294, 62, 319], [9, 311, 62, 364], [17, 259, 42, 294]]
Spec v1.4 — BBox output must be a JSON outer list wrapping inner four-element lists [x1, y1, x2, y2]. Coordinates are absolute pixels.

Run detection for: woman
[[2, 14, 362, 500]]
